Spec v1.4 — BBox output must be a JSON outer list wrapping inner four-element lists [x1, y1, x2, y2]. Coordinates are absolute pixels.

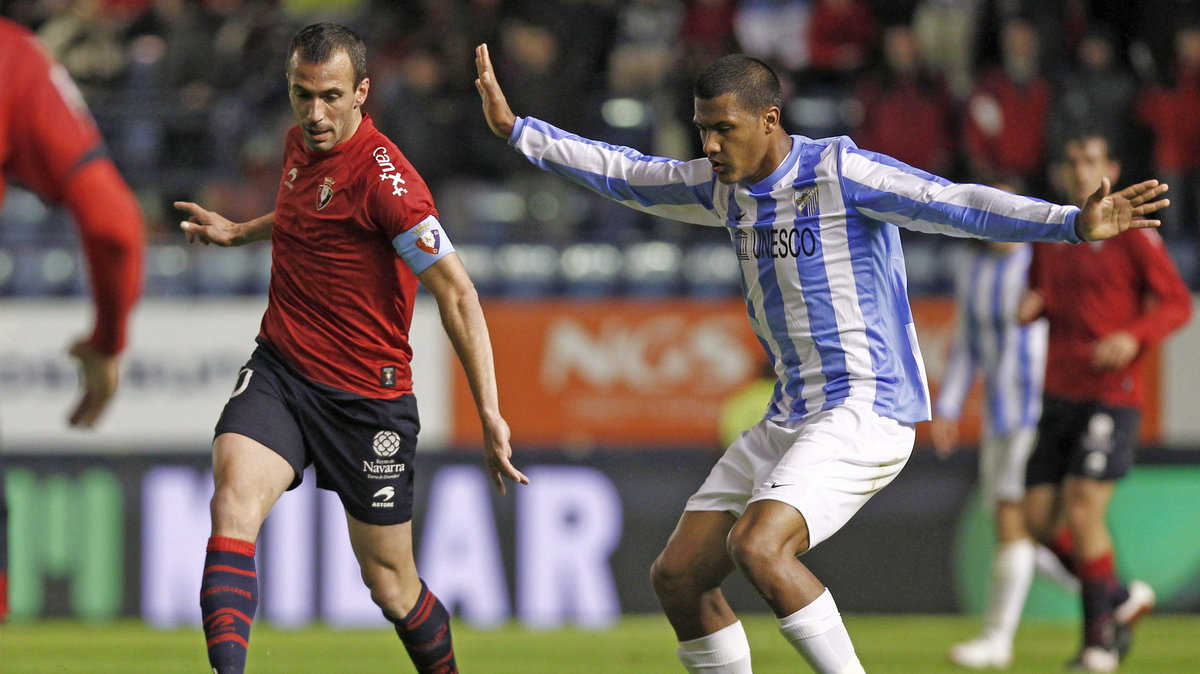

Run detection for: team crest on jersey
[[284, 167, 297, 190], [416, 228, 441, 255], [794, 187, 818, 217], [317, 177, 335, 210]]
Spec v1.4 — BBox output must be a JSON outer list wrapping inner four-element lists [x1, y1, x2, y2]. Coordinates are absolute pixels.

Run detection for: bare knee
[[209, 483, 269, 541], [726, 524, 792, 573]]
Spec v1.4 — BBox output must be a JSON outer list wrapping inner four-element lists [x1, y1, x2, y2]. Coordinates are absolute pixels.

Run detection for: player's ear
[[355, 77, 370, 107], [762, 106, 780, 135]]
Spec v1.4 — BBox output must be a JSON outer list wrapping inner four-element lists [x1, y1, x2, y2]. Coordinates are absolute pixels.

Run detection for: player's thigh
[[1062, 476, 1117, 524], [653, 510, 738, 589], [345, 515, 418, 581], [747, 404, 914, 550]]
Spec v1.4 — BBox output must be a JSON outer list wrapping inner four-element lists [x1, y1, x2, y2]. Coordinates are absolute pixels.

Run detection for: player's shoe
[[1070, 646, 1118, 672], [949, 637, 1012, 669], [1113, 580, 1155, 661]]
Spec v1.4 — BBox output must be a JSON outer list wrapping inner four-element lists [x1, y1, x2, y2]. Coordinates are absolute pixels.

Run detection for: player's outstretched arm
[[176, 202, 274, 247], [1074, 178, 1170, 241], [420, 254, 529, 494], [474, 43, 516, 139]]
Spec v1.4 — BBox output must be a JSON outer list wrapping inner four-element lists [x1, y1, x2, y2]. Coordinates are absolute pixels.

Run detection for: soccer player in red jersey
[[1019, 132, 1193, 672], [0, 17, 145, 623], [176, 24, 526, 674]]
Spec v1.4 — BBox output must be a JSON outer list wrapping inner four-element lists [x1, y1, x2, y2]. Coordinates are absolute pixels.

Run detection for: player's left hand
[[482, 414, 529, 495], [474, 43, 517, 139], [1075, 178, 1170, 241], [67, 338, 120, 428], [1092, 330, 1139, 371]]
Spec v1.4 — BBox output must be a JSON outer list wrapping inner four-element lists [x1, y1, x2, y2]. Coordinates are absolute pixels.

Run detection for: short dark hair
[[694, 54, 783, 113], [288, 23, 367, 85], [1059, 127, 1116, 162]]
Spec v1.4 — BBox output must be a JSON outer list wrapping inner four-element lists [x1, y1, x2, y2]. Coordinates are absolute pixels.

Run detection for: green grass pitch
[[4, 614, 1199, 672]]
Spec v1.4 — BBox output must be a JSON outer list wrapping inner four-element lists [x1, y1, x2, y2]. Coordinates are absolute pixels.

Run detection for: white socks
[[982, 539, 1036, 644], [778, 589, 863, 674], [676, 620, 753, 674], [1035, 543, 1081, 593]]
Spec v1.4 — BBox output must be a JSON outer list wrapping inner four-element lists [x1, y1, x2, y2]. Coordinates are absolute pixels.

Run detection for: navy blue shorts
[[1025, 396, 1140, 486], [215, 340, 420, 525]]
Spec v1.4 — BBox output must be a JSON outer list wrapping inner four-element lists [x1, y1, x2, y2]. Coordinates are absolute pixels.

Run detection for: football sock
[[1035, 543, 1081, 593], [389, 580, 457, 674], [778, 588, 862, 674], [200, 536, 258, 674], [676, 620, 753, 673], [1050, 527, 1078, 576], [0, 570, 8, 623], [982, 539, 1035, 644], [1079, 552, 1119, 647]]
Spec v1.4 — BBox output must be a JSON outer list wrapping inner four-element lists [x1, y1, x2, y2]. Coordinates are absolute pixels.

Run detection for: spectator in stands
[[963, 17, 1050, 187], [1137, 23, 1200, 239], [1048, 25, 1138, 183], [853, 24, 954, 175], [805, 0, 877, 84]]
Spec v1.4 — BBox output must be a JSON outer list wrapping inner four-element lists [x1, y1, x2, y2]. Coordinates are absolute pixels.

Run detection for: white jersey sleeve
[[838, 144, 1082, 242], [509, 117, 723, 226]]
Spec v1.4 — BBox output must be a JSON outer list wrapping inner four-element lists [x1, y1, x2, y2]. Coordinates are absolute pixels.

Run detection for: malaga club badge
[[317, 176, 336, 210], [794, 187, 817, 217]]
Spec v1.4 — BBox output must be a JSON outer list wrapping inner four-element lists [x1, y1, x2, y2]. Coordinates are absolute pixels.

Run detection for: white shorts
[[686, 403, 915, 550], [978, 426, 1037, 506]]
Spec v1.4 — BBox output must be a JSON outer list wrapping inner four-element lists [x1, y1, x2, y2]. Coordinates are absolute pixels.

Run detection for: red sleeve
[[364, 154, 438, 240], [7, 34, 104, 202], [6, 31, 144, 354], [60, 159, 145, 354], [1124, 230, 1193, 346]]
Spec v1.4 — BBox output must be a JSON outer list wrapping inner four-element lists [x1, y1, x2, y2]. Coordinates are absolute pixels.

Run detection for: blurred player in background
[[932, 224, 1078, 669], [1018, 131, 1192, 672], [475, 46, 1170, 674], [177, 23, 525, 674], [0, 17, 145, 623]]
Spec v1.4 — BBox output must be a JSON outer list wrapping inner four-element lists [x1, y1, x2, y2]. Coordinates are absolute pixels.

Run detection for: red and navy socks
[[390, 580, 457, 674], [200, 536, 258, 674]]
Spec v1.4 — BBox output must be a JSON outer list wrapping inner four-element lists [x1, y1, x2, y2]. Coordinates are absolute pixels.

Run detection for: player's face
[[694, 94, 779, 185], [287, 50, 370, 152], [1059, 137, 1120, 207]]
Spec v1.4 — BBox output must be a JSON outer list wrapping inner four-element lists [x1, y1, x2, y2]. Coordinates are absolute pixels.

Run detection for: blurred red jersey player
[[0, 18, 145, 621]]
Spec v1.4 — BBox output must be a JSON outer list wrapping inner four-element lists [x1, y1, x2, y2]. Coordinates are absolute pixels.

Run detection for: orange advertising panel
[[454, 298, 1162, 448]]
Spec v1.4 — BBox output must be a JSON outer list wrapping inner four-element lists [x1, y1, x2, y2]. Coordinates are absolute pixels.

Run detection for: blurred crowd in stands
[[2, 0, 1199, 298]]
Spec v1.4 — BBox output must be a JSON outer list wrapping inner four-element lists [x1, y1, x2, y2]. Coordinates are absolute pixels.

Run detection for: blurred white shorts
[[685, 403, 915, 550], [979, 426, 1038, 506]]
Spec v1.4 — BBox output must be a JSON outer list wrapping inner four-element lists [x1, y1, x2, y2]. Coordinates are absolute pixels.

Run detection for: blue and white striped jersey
[[935, 244, 1048, 435], [510, 117, 1079, 425]]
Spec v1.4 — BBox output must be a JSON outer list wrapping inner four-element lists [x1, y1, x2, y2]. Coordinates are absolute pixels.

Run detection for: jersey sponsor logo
[[373, 486, 395, 502], [284, 167, 297, 190], [361, 460, 407, 478], [317, 177, 335, 210], [735, 226, 818, 260], [380, 365, 397, 388], [794, 187, 818, 217], [373, 430, 402, 457], [373, 146, 409, 198]]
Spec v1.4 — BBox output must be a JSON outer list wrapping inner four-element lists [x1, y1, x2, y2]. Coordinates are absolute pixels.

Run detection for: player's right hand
[[67, 338, 120, 429], [482, 414, 528, 495], [175, 201, 243, 246], [474, 43, 516, 139]]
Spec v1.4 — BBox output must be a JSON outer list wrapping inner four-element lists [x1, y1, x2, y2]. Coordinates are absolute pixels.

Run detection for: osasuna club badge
[[317, 176, 335, 210], [416, 228, 441, 255]]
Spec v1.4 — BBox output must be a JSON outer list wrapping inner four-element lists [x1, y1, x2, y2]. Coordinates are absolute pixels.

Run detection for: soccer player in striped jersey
[[476, 47, 1169, 674], [932, 234, 1077, 668]]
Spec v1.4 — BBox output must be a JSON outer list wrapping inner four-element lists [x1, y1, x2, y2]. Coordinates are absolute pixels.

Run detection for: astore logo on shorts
[[373, 430, 401, 457]]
